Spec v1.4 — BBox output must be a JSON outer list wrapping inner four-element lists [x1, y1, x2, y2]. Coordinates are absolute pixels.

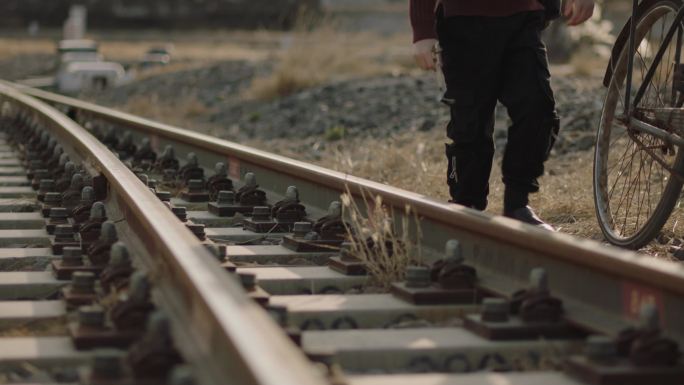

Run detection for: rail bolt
[[285, 186, 299, 200], [54, 224, 75, 240], [89, 202, 106, 219], [584, 335, 617, 363], [171, 206, 188, 221], [529, 267, 549, 293], [38, 179, 55, 191], [239, 273, 257, 290], [79, 304, 105, 328], [69, 173, 84, 189], [252, 206, 271, 221], [187, 179, 204, 192], [71, 271, 96, 294], [481, 298, 510, 323], [109, 242, 130, 266], [44, 192, 62, 204], [49, 207, 69, 220], [405, 266, 431, 288], [293, 222, 312, 238], [99, 221, 118, 243], [62, 246, 83, 266], [340, 242, 357, 261], [215, 162, 228, 176], [445, 239, 464, 264], [186, 223, 206, 240], [217, 190, 235, 204], [80, 186, 95, 202], [156, 191, 172, 201]]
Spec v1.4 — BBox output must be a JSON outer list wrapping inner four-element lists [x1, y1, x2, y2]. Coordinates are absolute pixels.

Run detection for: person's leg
[[498, 11, 560, 215], [438, 12, 503, 210]]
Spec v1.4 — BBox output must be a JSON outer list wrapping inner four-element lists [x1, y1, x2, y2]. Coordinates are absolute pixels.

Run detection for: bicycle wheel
[[594, 0, 684, 249]]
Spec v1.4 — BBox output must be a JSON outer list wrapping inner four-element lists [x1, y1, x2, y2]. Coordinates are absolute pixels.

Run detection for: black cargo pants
[[437, 9, 560, 210]]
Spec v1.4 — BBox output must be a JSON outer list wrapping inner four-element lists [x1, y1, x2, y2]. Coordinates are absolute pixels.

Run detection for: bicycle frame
[[624, 0, 684, 155]]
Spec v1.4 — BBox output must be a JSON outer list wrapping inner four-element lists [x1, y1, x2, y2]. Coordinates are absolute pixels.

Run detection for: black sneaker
[[504, 206, 556, 232]]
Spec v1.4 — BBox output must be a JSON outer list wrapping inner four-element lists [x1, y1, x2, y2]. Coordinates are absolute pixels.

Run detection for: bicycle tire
[[594, 0, 684, 249]]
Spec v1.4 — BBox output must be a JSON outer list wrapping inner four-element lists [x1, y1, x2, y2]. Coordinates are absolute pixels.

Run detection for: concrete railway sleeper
[[0, 83, 683, 384]]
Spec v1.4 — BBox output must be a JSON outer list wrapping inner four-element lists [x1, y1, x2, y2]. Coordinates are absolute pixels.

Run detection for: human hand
[[413, 38, 438, 71], [564, 0, 595, 26]]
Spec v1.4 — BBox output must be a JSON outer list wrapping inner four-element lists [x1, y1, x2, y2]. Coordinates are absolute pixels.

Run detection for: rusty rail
[[0, 83, 325, 385]]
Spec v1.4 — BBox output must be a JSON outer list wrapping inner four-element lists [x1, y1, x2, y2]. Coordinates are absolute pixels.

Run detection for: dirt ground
[[1, 1, 682, 259]]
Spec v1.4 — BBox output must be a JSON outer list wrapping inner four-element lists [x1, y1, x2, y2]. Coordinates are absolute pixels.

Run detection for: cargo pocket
[[445, 89, 479, 143]]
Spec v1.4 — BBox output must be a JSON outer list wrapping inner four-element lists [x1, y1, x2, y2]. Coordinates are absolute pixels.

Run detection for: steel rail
[[17, 84, 684, 343], [0, 83, 325, 385]]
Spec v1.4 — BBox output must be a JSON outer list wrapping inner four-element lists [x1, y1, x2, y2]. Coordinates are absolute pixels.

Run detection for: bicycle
[[594, 0, 684, 249]]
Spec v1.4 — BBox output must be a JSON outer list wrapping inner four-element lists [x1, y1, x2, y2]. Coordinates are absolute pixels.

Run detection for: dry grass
[[261, 129, 684, 258], [340, 187, 423, 288], [244, 24, 412, 100], [0, 37, 54, 57]]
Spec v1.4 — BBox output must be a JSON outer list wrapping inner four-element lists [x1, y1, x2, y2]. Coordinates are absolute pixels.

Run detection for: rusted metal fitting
[[187, 179, 203, 193], [117, 131, 137, 159], [186, 223, 206, 241], [79, 305, 106, 328], [481, 298, 510, 323], [37, 179, 55, 201], [80, 186, 95, 205], [79, 202, 107, 245], [61, 173, 85, 211], [217, 190, 235, 204], [62, 246, 84, 267], [42, 192, 63, 217], [251, 206, 272, 221], [171, 206, 188, 222], [405, 266, 431, 288], [236, 172, 267, 206], [127, 311, 182, 380], [156, 145, 179, 172], [430, 239, 477, 290], [181, 179, 209, 202], [72, 186, 96, 224], [54, 224, 76, 241], [47, 207, 70, 234], [100, 242, 134, 293], [72, 271, 96, 295], [328, 242, 367, 276], [206, 162, 234, 201], [110, 271, 154, 331], [132, 138, 157, 170], [156, 191, 172, 202], [31, 169, 49, 190], [293, 222, 312, 238], [56, 161, 76, 191], [87, 221, 118, 266], [179, 152, 204, 183]]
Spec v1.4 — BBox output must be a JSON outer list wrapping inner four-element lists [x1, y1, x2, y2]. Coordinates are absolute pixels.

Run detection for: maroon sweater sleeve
[[410, 0, 437, 43]]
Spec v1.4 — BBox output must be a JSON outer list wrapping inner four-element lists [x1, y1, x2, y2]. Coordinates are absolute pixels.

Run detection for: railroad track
[[0, 81, 683, 385]]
